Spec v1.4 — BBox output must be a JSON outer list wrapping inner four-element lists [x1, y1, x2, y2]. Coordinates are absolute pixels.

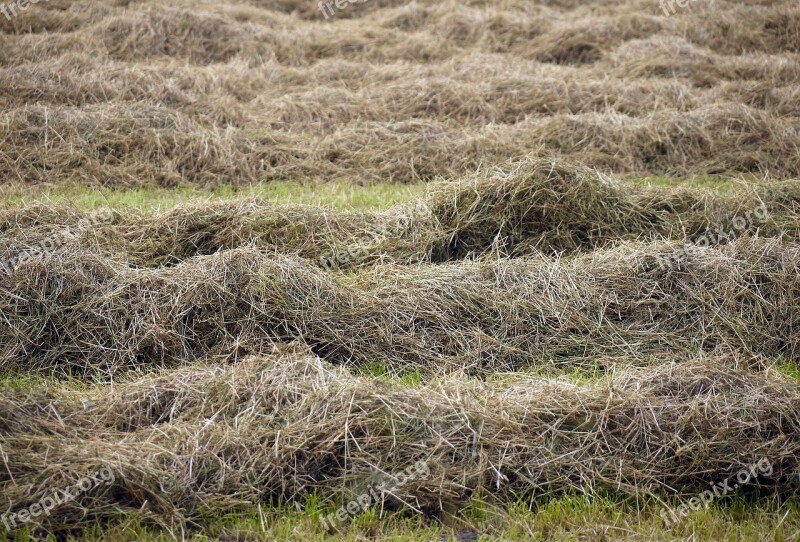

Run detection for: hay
[[2, 159, 797, 268], [2, 1, 800, 186], [1, 160, 796, 378], [0, 233, 796, 377], [1, 352, 798, 533], [2, 0, 800, 536]]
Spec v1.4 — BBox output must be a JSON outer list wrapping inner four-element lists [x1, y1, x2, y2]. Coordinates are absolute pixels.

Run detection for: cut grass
[[3, 1, 800, 189], [3, 0, 799, 539], [0, 181, 427, 213], [6, 495, 795, 541], [0, 174, 761, 216], [1, 172, 797, 540], [3, 352, 799, 537], [632, 174, 756, 194]]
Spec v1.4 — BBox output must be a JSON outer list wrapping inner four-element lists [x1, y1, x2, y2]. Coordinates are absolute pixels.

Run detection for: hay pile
[[2, 160, 798, 268], [2, 0, 800, 186], [1, 234, 796, 377], [1, 351, 798, 533], [2, 0, 800, 534], [1, 161, 797, 378]]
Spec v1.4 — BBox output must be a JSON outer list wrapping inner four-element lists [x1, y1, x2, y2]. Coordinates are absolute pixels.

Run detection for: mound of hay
[[1, 233, 796, 377], [2, 1, 800, 186], [1, 352, 797, 533], [2, 160, 797, 268], [0, 104, 264, 188]]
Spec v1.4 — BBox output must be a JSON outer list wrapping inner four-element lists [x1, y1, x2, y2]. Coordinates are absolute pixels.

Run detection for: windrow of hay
[[0, 234, 796, 377], [3, 100, 799, 187], [3, 55, 798, 124], [3, 1, 798, 64], [2, 160, 798, 268], [0, 352, 798, 533], [420, 160, 800, 261], [0, 104, 263, 188], [1, 0, 799, 186]]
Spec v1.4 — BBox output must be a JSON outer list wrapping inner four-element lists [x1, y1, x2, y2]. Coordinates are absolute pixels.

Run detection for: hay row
[[1, 233, 796, 377], [3, 53, 799, 123], [1, 352, 798, 533], [2, 1, 798, 63], [1, 1, 799, 185], [3, 103, 799, 187], [2, 160, 798, 268]]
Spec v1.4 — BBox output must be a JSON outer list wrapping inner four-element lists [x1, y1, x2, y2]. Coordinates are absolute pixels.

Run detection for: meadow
[[1, 0, 799, 540]]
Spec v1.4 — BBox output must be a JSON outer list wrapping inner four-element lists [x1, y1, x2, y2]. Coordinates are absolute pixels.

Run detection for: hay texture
[[1, 1, 800, 186], [0, 352, 798, 534]]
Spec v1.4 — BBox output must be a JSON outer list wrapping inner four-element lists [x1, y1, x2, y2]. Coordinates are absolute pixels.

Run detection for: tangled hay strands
[[1, 160, 798, 268], [421, 160, 799, 261], [1, 2, 800, 186], [1, 1, 797, 63], [2, 55, 798, 125], [0, 352, 798, 533], [0, 235, 796, 377], [3, 101, 799, 187]]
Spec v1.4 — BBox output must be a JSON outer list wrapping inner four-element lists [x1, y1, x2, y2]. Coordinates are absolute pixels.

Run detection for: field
[[1, 0, 799, 540]]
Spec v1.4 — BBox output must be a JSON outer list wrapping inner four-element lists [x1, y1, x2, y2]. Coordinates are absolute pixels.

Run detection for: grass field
[[2, 0, 799, 540], [2, 178, 798, 541]]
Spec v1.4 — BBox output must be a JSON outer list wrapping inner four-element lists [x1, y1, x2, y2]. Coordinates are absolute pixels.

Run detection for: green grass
[[0, 181, 426, 213], [0, 173, 756, 216], [355, 361, 425, 387], [775, 358, 800, 382], [4, 494, 795, 541], [0, 369, 120, 392]]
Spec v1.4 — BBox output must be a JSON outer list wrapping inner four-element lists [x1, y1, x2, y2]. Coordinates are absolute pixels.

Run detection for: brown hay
[[2, 1, 800, 186], [2, 0, 800, 537], [0, 352, 797, 533], [0, 233, 796, 377], [2, 159, 797, 267]]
